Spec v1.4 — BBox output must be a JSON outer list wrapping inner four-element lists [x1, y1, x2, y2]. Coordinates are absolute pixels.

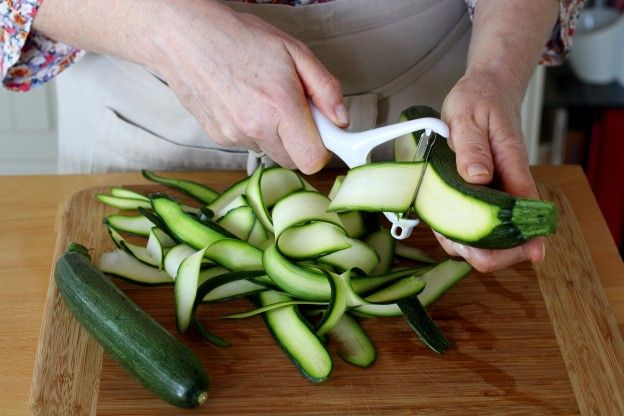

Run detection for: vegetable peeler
[[309, 102, 450, 240]]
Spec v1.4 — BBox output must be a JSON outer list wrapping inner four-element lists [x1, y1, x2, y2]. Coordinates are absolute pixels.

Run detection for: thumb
[[446, 112, 494, 185], [285, 42, 349, 128]]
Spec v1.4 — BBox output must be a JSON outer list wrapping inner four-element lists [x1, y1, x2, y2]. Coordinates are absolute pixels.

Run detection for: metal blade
[[414, 130, 431, 162], [406, 130, 437, 215]]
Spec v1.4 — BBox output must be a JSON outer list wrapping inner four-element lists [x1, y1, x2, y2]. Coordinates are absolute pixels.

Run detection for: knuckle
[[271, 84, 300, 109], [220, 124, 244, 144], [320, 74, 341, 94], [453, 111, 478, 127], [292, 39, 312, 55], [237, 117, 265, 140], [462, 142, 492, 163], [494, 126, 522, 144], [297, 148, 329, 175]]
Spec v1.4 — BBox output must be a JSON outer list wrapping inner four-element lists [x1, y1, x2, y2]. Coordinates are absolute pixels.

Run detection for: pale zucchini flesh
[[110, 187, 150, 201], [106, 214, 154, 237], [108, 227, 159, 267], [98, 249, 173, 286], [217, 206, 256, 241], [318, 238, 379, 275], [277, 221, 352, 259], [328, 313, 376, 368], [96, 194, 152, 210], [272, 190, 343, 238], [203, 239, 263, 271], [175, 248, 207, 333], [259, 291, 332, 382], [329, 163, 424, 213]]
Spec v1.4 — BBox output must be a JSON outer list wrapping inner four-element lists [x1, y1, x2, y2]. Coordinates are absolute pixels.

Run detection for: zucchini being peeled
[[55, 243, 208, 408], [330, 106, 557, 249]]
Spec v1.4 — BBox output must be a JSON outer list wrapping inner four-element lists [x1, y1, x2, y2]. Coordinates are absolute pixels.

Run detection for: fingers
[[433, 231, 543, 273], [254, 134, 298, 170], [524, 237, 545, 263], [488, 115, 538, 198], [277, 89, 331, 174], [286, 41, 349, 128], [445, 110, 495, 185], [173, 27, 340, 173]]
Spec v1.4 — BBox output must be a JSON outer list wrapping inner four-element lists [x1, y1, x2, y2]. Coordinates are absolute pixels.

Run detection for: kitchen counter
[[1, 165, 622, 415]]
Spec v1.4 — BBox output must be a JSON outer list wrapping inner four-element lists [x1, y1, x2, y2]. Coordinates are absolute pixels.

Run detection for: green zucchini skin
[[397, 295, 450, 354], [401, 106, 557, 249], [150, 194, 233, 249], [142, 170, 218, 204], [55, 243, 209, 408]]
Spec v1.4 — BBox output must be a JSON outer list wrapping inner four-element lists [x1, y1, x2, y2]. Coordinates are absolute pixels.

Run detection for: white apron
[[55, 0, 471, 173]]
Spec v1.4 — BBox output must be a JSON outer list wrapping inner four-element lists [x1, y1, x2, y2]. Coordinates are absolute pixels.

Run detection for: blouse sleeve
[[1, 0, 84, 92], [464, 0, 587, 66]]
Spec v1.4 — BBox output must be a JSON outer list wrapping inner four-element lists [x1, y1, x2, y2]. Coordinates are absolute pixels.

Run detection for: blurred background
[[539, 0, 624, 256], [0, 0, 622, 254]]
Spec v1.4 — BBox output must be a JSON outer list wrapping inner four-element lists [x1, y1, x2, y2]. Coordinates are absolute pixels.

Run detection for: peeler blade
[[413, 130, 437, 193]]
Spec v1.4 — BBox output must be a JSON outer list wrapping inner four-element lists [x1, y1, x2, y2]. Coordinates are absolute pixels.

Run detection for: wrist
[[144, 0, 183, 78], [464, 62, 526, 101], [465, 0, 560, 105], [149, 0, 234, 79]]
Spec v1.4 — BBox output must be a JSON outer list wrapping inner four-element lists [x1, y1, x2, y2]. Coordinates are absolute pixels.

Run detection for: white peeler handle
[[309, 101, 449, 168], [309, 101, 449, 240]]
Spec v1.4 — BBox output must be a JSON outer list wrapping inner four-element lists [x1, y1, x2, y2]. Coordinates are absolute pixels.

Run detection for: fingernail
[[335, 103, 350, 127], [451, 242, 469, 259], [468, 163, 489, 178]]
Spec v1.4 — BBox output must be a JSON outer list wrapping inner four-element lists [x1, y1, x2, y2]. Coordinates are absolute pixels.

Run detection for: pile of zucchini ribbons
[[96, 167, 472, 382]]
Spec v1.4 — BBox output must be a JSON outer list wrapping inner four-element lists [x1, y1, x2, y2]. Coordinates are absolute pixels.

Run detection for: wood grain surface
[[25, 176, 624, 415], [534, 183, 624, 414]]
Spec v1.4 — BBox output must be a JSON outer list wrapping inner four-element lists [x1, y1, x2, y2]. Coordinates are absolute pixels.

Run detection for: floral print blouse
[[1, 0, 586, 92]]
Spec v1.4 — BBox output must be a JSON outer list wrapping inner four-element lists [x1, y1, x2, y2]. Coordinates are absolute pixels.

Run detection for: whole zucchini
[[55, 243, 209, 408]]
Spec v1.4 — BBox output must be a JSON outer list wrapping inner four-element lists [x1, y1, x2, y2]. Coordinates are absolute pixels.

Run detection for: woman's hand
[[34, 0, 347, 173], [437, 66, 544, 273], [432, 0, 558, 272], [152, 1, 348, 174]]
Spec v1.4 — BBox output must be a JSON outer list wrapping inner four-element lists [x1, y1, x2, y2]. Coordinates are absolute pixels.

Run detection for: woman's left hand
[[436, 66, 544, 273]]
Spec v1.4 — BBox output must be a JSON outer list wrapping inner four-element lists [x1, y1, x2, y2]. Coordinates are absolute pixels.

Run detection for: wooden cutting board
[[29, 178, 624, 415]]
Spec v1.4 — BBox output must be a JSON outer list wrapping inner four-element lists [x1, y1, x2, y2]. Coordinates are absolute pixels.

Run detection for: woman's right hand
[[151, 1, 349, 174]]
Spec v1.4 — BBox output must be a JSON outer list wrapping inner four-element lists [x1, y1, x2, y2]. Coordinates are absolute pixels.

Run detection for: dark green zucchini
[[55, 243, 208, 408], [397, 106, 557, 248], [397, 295, 450, 354]]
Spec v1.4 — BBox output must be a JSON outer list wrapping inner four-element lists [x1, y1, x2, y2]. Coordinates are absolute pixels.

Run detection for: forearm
[[32, 0, 189, 74], [468, 0, 559, 96]]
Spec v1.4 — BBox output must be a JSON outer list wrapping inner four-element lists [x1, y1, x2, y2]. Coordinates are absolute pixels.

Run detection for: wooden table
[[1, 165, 622, 415]]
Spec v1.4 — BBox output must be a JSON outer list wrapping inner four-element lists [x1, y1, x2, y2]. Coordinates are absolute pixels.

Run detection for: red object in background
[[586, 110, 624, 255]]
